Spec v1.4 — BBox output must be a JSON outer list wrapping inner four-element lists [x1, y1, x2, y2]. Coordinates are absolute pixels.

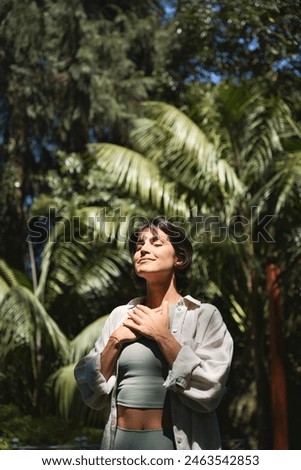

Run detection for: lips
[[138, 258, 155, 264]]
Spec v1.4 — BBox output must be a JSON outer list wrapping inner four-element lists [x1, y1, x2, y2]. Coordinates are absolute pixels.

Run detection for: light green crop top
[[116, 305, 175, 409]]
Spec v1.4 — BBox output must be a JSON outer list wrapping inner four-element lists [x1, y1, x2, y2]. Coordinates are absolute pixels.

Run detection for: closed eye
[[135, 237, 164, 251]]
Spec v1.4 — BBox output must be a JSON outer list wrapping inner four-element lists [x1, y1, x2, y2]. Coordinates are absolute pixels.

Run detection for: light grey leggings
[[113, 427, 176, 450]]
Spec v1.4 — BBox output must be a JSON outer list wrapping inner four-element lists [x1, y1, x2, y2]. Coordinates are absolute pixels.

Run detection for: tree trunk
[[266, 263, 289, 449], [246, 243, 272, 449], [252, 286, 272, 449], [0, 155, 25, 270]]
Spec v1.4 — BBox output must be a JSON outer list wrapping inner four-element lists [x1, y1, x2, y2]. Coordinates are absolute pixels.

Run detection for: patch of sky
[[161, 0, 176, 21], [183, 65, 222, 85], [237, 37, 259, 51], [29, 135, 59, 164], [248, 37, 259, 52], [88, 127, 98, 143], [272, 57, 301, 76], [209, 72, 222, 84]]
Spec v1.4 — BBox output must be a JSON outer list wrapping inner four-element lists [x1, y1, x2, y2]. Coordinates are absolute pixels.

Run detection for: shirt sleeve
[[164, 305, 234, 413], [73, 308, 122, 410]]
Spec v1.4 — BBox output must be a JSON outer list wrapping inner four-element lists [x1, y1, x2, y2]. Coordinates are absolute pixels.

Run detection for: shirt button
[[176, 306, 181, 311], [172, 328, 177, 333], [177, 438, 182, 443]]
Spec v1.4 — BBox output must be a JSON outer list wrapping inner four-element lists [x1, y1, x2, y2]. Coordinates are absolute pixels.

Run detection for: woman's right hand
[[101, 325, 140, 380], [111, 324, 141, 345]]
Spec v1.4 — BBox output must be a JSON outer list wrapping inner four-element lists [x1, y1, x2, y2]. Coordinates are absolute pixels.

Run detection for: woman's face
[[133, 227, 179, 281]]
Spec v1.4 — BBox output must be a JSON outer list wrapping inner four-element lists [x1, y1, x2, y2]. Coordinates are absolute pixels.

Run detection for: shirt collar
[[175, 295, 201, 308], [127, 295, 201, 308]]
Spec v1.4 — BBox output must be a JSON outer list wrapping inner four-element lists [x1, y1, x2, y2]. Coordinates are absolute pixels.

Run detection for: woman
[[74, 217, 233, 450]]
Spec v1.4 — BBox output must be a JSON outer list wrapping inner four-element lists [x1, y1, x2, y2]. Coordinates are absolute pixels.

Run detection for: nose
[[140, 239, 152, 256], [140, 246, 150, 256]]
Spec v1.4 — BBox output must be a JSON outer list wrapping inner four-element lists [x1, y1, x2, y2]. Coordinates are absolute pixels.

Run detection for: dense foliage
[[0, 0, 300, 449]]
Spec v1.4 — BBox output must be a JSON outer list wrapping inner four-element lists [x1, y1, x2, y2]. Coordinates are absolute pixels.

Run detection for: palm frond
[[35, 221, 66, 302], [242, 97, 297, 183], [273, 150, 301, 214], [51, 363, 78, 419], [37, 220, 131, 310], [51, 362, 106, 425], [91, 143, 190, 216], [229, 294, 247, 333], [51, 315, 110, 419], [140, 101, 213, 161], [0, 259, 18, 288], [74, 249, 130, 298], [0, 276, 10, 305], [252, 150, 301, 215], [0, 285, 70, 363], [138, 102, 245, 198], [71, 315, 109, 362], [36, 218, 96, 304]]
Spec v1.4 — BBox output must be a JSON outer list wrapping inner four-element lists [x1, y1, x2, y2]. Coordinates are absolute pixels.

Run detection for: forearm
[[155, 330, 182, 367], [163, 328, 234, 412], [100, 336, 121, 380]]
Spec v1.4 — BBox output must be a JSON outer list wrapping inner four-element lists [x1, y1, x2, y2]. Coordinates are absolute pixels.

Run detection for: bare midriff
[[117, 405, 172, 430]]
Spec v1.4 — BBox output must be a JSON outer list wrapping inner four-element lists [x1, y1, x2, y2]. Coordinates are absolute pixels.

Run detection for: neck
[[145, 277, 182, 309]]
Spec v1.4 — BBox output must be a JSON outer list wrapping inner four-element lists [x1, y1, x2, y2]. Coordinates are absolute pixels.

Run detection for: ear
[[174, 256, 185, 268]]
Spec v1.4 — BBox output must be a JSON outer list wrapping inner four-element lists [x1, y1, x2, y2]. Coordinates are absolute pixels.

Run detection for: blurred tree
[[1, 0, 300, 271], [0, 157, 25, 269], [0, 258, 69, 415], [0, 0, 169, 269], [164, 0, 301, 116]]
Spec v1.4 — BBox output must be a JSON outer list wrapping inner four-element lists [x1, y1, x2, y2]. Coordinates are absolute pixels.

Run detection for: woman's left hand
[[123, 300, 169, 341]]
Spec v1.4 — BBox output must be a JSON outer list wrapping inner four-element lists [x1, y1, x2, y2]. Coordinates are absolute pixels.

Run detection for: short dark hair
[[128, 217, 193, 290]]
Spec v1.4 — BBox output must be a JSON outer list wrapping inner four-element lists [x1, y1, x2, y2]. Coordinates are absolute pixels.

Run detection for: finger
[[135, 304, 154, 314], [127, 313, 145, 327], [128, 311, 142, 323], [132, 306, 146, 317], [123, 319, 141, 331], [136, 304, 162, 315]]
